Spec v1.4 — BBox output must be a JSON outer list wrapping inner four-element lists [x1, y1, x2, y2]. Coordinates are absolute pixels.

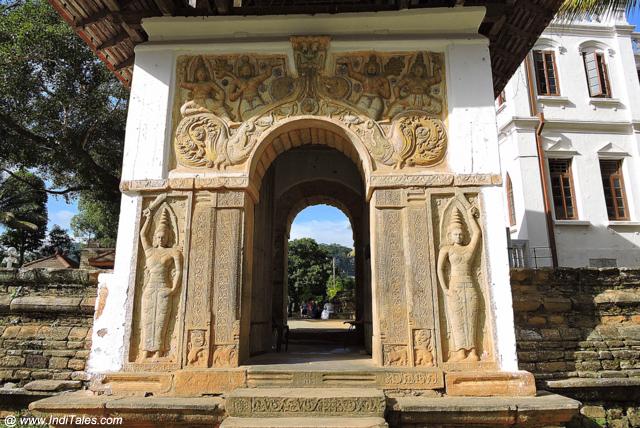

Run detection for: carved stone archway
[[246, 122, 370, 356]]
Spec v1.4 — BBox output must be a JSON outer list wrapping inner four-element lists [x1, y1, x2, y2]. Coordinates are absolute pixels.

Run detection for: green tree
[[288, 238, 332, 304], [0, 171, 47, 264], [326, 274, 356, 300], [320, 243, 355, 277], [560, 0, 639, 18], [71, 195, 118, 247], [0, 0, 127, 241], [40, 224, 74, 255]]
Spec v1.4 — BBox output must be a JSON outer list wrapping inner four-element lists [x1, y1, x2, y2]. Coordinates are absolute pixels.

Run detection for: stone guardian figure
[[139, 202, 183, 359], [437, 206, 482, 362]]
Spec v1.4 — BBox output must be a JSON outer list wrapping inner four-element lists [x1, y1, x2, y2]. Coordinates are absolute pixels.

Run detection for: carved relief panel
[[431, 191, 496, 370], [172, 37, 448, 172], [128, 193, 190, 369], [372, 187, 494, 373]]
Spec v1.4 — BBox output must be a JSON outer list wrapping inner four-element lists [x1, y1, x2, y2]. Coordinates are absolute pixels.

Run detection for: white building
[[497, 14, 640, 268]]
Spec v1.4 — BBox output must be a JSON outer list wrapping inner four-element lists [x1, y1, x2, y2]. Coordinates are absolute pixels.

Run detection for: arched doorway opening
[[245, 124, 372, 364], [284, 204, 361, 358]]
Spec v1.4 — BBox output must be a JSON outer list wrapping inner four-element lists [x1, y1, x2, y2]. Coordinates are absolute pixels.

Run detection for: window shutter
[[584, 52, 603, 97]]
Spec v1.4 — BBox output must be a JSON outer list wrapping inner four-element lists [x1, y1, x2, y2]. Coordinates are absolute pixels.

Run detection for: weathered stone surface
[[390, 392, 579, 427], [445, 371, 536, 397], [10, 296, 82, 313], [245, 368, 444, 390], [226, 388, 386, 418], [24, 380, 81, 392], [100, 373, 173, 396], [545, 377, 640, 389], [30, 391, 225, 426], [220, 417, 389, 428], [174, 369, 246, 395]]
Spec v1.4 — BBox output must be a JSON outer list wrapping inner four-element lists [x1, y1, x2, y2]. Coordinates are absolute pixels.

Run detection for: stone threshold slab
[[220, 417, 388, 428], [389, 392, 580, 427], [246, 367, 444, 390]]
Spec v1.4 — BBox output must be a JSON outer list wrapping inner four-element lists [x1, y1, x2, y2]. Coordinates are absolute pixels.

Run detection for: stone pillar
[[370, 188, 412, 368], [208, 190, 251, 367]]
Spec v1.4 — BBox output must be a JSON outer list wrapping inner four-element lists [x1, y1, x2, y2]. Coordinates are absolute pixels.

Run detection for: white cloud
[[49, 210, 75, 231], [290, 219, 354, 247]]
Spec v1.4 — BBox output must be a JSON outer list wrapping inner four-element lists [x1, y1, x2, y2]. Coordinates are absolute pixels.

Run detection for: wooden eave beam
[[114, 55, 135, 70], [214, 0, 232, 14], [73, 9, 111, 27], [74, 9, 156, 28], [96, 31, 129, 50], [153, 0, 177, 15]]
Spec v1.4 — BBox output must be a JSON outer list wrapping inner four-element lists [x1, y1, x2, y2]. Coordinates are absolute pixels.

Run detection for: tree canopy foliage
[[288, 238, 332, 303], [287, 238, 356, 304], [40, 224, 76, 258], [0, 171, 47, 264], [559, 0, 639, 18], [0, 0, 127, 244]]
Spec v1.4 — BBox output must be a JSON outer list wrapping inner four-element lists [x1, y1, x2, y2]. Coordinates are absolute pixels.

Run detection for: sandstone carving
[[413, 329, 434, 367], [387, 53, 443, 117], [384, 345, 408, 367], [213, 344, 237, 368], [173, 38, 448, 171], [186, 329, 207, 367], [138, 195, 183, 359], [437, 206, 482, 362], [179, 56, 231, 119]]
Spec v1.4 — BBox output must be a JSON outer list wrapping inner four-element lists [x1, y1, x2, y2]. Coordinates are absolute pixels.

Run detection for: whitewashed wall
[[88, 7, 518, 373]]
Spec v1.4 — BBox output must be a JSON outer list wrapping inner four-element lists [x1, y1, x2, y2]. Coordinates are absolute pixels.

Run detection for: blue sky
[[290, 205, 354, 247], [46, 10, 640, 242], [47, 194, 78, 232]]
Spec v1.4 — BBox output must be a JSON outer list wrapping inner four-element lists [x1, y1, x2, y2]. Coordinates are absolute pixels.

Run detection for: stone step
[[225, 388, 386, 418], [221, 416, 388, 428]]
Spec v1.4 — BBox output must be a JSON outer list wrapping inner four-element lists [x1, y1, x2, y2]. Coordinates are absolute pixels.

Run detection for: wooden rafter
[[48, 0, 564, 93], [96, 31, 129, 50]]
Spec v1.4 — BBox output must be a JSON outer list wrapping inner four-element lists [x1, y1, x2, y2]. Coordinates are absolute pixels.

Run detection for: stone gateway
[[30, 3, 583, 427]]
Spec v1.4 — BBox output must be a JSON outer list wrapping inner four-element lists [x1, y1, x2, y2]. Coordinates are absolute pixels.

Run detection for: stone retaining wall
[[511, 268, 640, 427], [0, 269, 97, 389]]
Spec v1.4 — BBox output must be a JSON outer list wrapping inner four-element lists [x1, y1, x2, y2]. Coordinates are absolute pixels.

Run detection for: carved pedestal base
[[444, 370, 536, 397]]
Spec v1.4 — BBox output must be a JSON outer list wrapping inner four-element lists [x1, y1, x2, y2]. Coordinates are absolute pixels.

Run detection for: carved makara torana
[[136, 195, 184, 362], [173, 37, 448, 170]]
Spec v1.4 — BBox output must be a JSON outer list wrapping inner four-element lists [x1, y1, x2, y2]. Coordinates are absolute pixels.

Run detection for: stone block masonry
[[0, 268, 97, 392], [511, 268, 640, 428]]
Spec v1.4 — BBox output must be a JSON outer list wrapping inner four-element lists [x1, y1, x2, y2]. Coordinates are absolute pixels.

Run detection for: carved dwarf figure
[[139, 204, 183, 359], [437, 207, 482, 362], [180, 64, 230, 119], [187, 330, 207, 366], [388, 53, 442, 117], [2, 247, 19, 269]]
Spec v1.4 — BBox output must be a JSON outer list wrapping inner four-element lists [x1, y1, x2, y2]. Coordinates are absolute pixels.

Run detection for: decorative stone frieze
[[172, 37, 448, 172]]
